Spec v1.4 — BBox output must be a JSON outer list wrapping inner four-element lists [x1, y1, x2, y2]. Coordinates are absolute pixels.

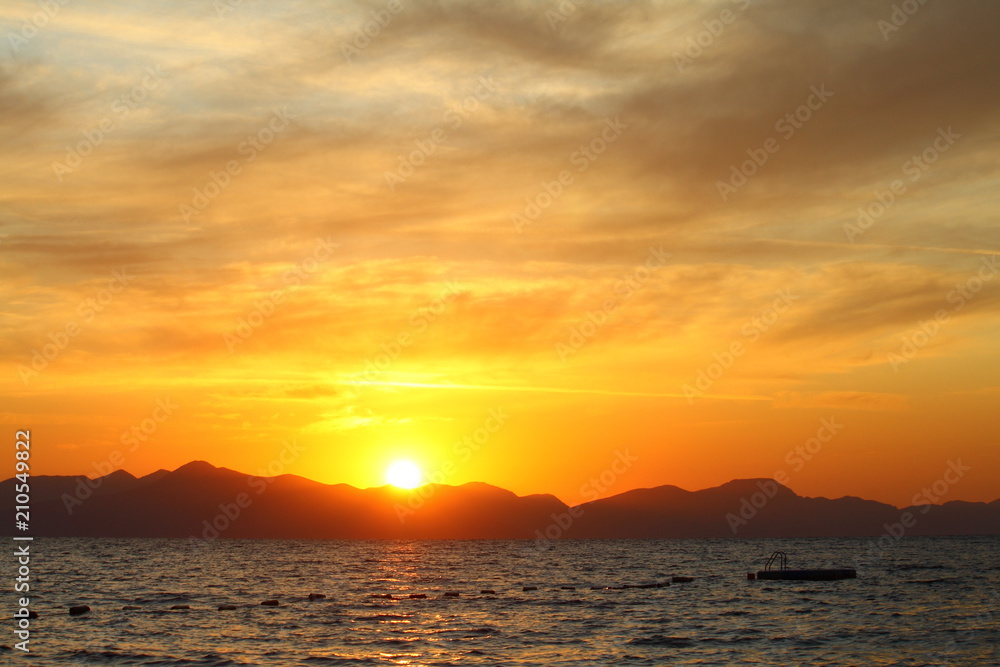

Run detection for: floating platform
[[753, 568, 856, 581], [749, 551, 856, 581]]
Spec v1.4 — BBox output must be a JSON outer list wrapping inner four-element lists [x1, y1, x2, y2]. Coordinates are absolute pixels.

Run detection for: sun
[[385, 459, 422, 489]]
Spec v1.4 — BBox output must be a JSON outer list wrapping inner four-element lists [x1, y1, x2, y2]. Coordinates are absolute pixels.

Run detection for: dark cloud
[[2, 0, 998, 390]]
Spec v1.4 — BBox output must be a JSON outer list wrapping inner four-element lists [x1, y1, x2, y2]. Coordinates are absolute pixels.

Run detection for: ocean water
[[2, 536, 997, 666]]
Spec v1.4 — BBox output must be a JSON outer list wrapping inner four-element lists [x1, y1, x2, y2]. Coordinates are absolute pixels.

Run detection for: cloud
[[773, 391, 910, 412], [2, 0, 999, 504]]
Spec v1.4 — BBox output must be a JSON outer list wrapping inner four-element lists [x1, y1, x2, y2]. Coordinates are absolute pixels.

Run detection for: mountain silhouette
[[4, 462, 997, 539]]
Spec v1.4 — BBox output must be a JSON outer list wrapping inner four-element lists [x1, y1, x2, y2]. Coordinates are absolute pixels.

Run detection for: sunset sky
[[2, 0, 999, 508]]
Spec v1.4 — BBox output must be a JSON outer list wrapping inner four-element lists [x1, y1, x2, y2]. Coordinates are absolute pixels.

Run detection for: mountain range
[[5, 461, 998, 539]]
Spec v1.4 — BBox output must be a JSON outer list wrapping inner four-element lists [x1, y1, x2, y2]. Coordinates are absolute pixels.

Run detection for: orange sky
[[2, 0, 999, 508]]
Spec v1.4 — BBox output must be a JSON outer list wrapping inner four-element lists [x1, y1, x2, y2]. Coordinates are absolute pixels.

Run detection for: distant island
[[5, 461, 998, 539]]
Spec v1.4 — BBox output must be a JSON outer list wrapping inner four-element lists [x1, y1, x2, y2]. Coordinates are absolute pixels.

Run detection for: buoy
[[69, 605, 90, 616], [560, 586, 576, 591], [218, 605, 237, 611], [522, 586, 537, 592], [408, 593, 427, 599], [27, 611, 38, 619], [480, 589, 496, 595], [308, 593, 326, 601], [260, 600, 279, 606], [443, 592, 461, 598], [747, 572, 756, 580], [170, 605, 190, 610]]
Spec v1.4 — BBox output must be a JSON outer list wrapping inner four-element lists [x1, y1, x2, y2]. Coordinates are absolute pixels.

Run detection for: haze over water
[[6, 536, 997, 665]]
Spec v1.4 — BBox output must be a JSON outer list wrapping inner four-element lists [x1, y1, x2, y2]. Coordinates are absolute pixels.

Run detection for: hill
[[4, 462, 997, 539]]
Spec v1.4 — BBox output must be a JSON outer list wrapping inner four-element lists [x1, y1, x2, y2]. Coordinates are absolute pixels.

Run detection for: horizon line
[[13, 459, 997, 510]]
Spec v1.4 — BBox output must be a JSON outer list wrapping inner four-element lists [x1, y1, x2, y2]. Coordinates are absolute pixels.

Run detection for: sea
[[2, 536, 997, 666]]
